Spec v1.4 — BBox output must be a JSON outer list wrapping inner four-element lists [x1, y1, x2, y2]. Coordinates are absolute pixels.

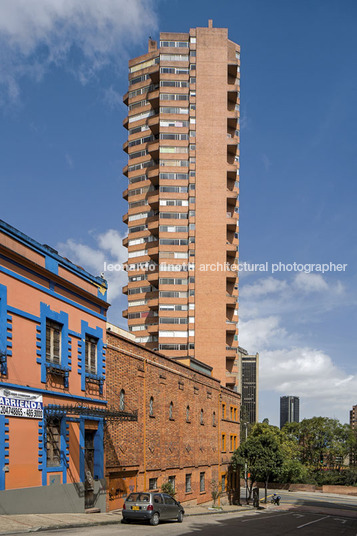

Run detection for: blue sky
[[0, 0, 356, 426]]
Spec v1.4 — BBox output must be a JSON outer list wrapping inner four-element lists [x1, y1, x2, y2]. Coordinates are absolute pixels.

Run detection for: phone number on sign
[[0, 406, 43, 418]]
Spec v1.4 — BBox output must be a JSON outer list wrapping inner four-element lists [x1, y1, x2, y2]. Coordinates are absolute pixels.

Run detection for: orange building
[[122, 22, 240, 389], [105, 324, 240, 510], [0, 219, 117, 513]]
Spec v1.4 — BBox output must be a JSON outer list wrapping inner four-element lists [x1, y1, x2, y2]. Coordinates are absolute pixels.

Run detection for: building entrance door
[[84, 429, 96, 509]]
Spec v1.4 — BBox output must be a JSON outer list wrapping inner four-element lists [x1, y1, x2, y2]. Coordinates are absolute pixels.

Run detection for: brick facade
[[105, 329, 241, 509]]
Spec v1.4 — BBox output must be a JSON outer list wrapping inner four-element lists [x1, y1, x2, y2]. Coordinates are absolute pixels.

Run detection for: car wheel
[[121, 518, 130, 524], [177, 511, 184, 523], [150, 512, 160, 526]]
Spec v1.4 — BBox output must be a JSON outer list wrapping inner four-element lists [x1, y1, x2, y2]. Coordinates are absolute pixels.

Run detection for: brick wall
[[105, 330, 241, 508]]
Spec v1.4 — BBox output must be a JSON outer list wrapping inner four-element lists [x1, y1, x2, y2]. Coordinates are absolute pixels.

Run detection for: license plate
[[132, 506, 140, 511]]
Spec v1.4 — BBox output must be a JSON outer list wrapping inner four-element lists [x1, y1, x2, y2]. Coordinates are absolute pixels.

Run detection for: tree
[[232, 422, 284, 503], [283, 417, 355, 472], [161, 480, 176, 498]]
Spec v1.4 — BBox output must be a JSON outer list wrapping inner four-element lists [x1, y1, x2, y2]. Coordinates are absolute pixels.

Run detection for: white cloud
[[0, 0, 158, 104], [239, 316, 289, 350], [260, 346, 357, 420], [239, 273, 355, 423], [239, 273, 346, 322], [241, 277, 287, 299], [57, 228, 127, 303], [293, 272, 329, 293]]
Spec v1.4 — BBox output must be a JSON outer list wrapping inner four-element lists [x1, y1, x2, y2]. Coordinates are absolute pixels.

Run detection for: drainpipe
[[143, 358, 147, 491], [218, 393, 222, 506]]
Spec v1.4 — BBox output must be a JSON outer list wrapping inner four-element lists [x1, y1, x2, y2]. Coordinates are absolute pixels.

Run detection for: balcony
[[226, 346, 238, 360], [225, 373, 238, 388], [226, 212, 238, 231], [147, 88, 160, 107], [147, 297, 159, 308], [147, 140, 159, 159], [226, 320, 237, 333], [227, 135, 239, 155], [122, 309, 128, 319], [227, 85, 239, 103], [123, 285, 128, 295], [146, 323, 159, 334], [226, 293, 238, 307], [227, 115, 239, 131]]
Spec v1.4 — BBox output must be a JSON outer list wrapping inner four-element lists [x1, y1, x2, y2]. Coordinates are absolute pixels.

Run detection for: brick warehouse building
[[0, 220, 136, 514], [105, 325, 241, 510]]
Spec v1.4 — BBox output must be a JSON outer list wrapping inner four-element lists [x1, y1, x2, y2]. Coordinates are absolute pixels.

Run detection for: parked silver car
[[122, 492, 184, 525]]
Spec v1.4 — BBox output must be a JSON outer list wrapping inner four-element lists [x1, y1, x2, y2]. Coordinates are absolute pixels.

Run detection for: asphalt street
[[32, 490, 357, 536], [31, 511, 357, 536]]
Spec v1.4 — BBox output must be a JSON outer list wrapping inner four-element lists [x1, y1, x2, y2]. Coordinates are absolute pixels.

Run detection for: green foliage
[[278, 459, 311, 484], [161, 481, 176, 498], [232, 422, 284, 500], [232, 417, 357, 488]]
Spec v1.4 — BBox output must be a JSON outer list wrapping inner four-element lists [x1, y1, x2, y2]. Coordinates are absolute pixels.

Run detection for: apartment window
[[186, 405, 190, 422], [149, 396, 154, 416], [221, 433, 226, 452], [169, 401, 174, 420], [46, 418, 61, 467], [200, 472, 205, 492], [46, 320, 62, 364], [168, 475, 176, 490], [185, 473, 192, 493], [212, 411, 216, 427], [85, 334, 97, 374], [119, 389, 125, 411], [200, 409, 204, 425], [221, 474, 226, 492], [230, 406, 234, 420], [149, 477, 158, 490]]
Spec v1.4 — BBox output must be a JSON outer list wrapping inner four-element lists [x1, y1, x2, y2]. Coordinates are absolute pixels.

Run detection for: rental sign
[[0, 388, 43, 419]]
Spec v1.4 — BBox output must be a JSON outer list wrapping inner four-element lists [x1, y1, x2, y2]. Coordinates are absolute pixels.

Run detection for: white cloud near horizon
[[239, 273, 356, 423], [0, 0, 158, 105]]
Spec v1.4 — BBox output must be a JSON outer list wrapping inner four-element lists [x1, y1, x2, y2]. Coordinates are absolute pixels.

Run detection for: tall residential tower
[[122, 22, 240, 388]]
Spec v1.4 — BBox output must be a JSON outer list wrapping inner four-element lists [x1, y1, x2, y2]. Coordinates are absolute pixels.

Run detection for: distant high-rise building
[[280, 396, 300, 428], [122, 21, 240, 387], [238, 347, 259, 432]]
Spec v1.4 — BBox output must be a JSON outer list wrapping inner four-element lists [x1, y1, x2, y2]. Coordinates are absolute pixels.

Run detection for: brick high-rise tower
[[122, 22, 240, 388]]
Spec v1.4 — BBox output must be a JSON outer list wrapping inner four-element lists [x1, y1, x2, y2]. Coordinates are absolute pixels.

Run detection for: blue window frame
[[78, 321, 105, 393], [38, 303, 70, 386]]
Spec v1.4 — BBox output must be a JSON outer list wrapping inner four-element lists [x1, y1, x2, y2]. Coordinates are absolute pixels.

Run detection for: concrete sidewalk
[[0, 504, 255, 534]]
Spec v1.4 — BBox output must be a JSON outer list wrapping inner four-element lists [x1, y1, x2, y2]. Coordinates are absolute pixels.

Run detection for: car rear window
[[126, 493, 151, 502]]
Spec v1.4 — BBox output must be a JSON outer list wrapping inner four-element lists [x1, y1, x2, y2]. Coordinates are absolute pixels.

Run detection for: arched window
[[149, 396, 154, 416], [186, 405, 190, 422], [212, 411, 216, 426], [119, 389, 125, 411], [169, 401, 173, 420], [200, 409, 204, 425]]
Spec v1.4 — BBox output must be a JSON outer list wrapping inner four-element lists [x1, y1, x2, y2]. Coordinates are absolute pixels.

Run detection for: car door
[[162, 494, 178, 519], [153, 493, 165, 518]]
